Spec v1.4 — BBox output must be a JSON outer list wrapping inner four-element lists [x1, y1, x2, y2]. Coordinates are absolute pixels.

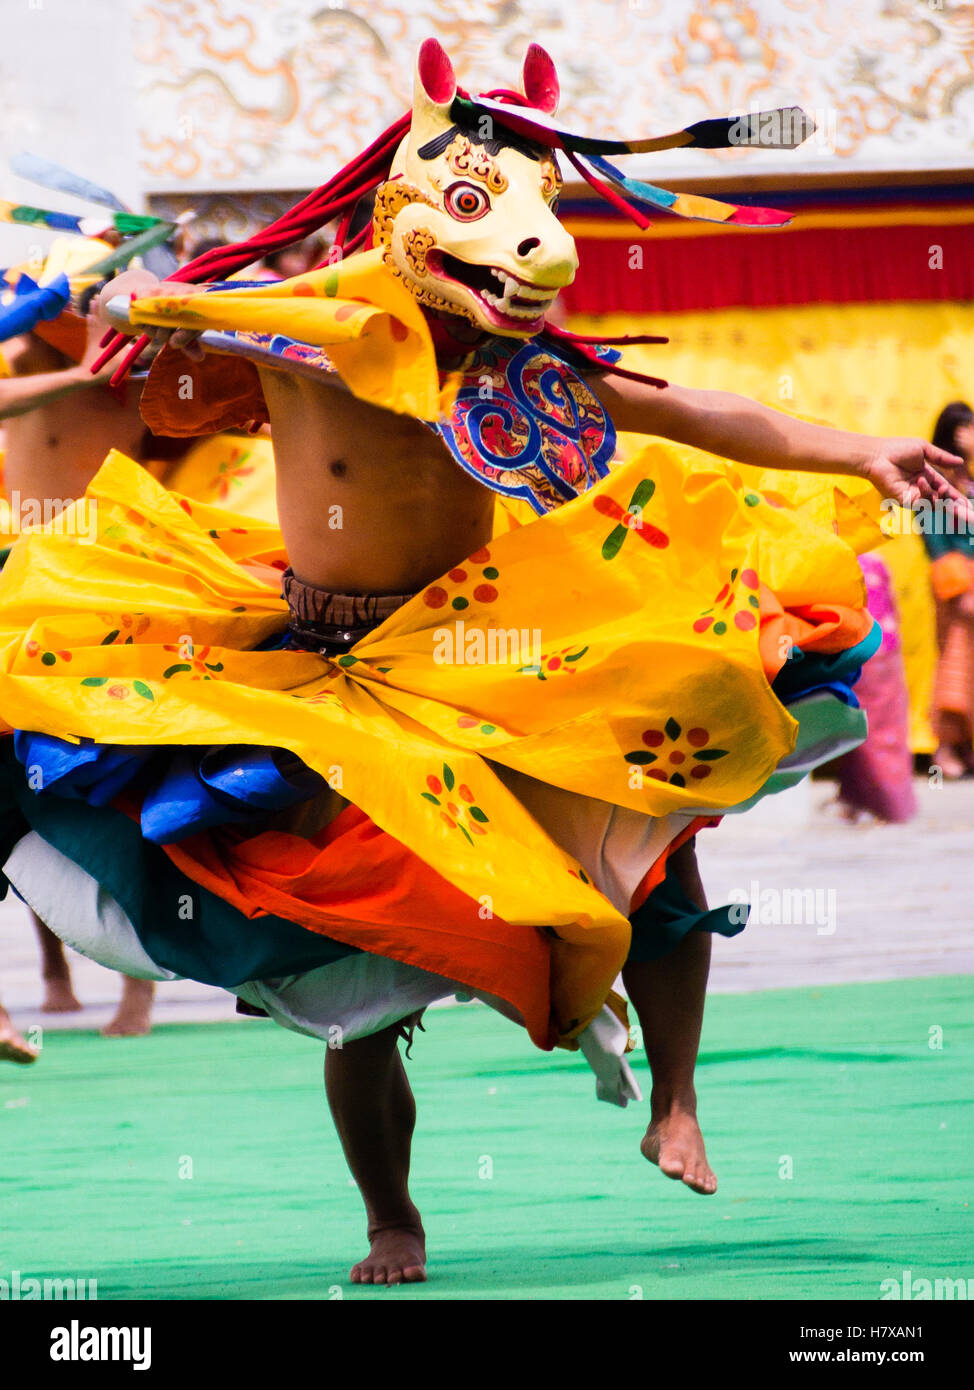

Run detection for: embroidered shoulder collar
[[428, 335, 620, 514]]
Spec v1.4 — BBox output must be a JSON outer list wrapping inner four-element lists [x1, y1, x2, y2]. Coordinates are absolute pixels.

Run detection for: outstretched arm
[[0, 321, 114, 420], [589, 371, 974, 519], [0, 363, 93, 420]]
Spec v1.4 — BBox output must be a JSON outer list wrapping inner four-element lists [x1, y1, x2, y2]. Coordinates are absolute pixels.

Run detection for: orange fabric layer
[[162, 804, 558, 1049], [140, 345, 268, 437], [758, 582, 874, 682], [33, 312, 87, 364]]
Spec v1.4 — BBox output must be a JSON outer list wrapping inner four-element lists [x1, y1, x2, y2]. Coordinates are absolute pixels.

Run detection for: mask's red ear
[[416, 37, 457, 109], [521, 43, 559, 115]]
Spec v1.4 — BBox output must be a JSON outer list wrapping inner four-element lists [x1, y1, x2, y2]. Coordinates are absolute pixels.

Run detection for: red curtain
[[560, 221, 974, 316]]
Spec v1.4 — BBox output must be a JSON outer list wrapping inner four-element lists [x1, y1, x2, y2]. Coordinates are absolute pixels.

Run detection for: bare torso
[[259, 365, 495, 594], [2, 335, 153, 519]]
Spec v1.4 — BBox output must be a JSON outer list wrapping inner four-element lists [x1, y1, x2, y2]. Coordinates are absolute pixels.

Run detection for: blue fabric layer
[[140, 745, 324, 843], [13, 733, 324, 844], [770, 622, 881, 703], [13, 731, 149, 805], [0, 271, 70, 344], [0, 745, 358, 988]]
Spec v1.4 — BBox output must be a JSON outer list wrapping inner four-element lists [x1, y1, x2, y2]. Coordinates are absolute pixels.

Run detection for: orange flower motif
[[421, 763, 489, 846], [518, 645, 588, 679], [694, 567, 760, 636], [24, 641, 72, 667], [212, 447, 256, 503], [422, 547, 500, 612], [99, 614, 150, 645], [292, 687, 349, 710], [455, 714, 499, 736], [624, 717, 729, 788], [162, 642, 225, 680]]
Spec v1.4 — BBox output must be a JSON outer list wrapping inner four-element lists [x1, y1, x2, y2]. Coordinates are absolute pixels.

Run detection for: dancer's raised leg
[[624, 840, 718, 1195]]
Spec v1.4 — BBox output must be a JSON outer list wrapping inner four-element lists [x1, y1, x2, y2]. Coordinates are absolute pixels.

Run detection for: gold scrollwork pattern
[[444, 135, 509, 194]]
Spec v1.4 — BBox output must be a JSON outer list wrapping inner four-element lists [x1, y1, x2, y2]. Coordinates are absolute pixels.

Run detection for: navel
[[329, 458, 348, 478]]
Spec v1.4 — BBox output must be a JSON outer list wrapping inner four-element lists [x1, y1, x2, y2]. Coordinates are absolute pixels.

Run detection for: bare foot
[[641, 1106, 717, 1195], [932, 746, 968, 781], [0, 1009, 39, 1064], [101, 977, 154, 1037], [41, 978, 82, 1014], [350, 1219, 427, 1286]]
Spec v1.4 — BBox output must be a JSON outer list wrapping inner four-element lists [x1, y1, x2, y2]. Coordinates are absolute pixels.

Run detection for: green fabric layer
[[4, 975, 970, 1300], [629, 859, 744, 961]]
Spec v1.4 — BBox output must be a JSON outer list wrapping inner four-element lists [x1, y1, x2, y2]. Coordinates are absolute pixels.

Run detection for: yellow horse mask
[[373, 39, 578, 337]]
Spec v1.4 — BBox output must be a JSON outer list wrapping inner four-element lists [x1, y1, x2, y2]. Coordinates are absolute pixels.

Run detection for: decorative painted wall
[[136, 0, 974, 193]]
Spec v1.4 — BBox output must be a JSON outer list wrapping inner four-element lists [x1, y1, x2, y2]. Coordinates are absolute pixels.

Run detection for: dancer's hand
[[94, 270, 208, 361], [79, 312, 122, 383], [860, 437, 974, 527]]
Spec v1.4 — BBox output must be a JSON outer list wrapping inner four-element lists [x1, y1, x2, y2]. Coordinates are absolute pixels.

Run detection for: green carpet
[[3, 975, 972, 1300]]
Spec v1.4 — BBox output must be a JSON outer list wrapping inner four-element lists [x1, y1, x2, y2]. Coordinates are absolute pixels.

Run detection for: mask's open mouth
[[426, 250, 557, 330]]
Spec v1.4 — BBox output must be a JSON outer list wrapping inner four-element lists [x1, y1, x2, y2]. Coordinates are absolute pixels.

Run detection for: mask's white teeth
[[478, 288, 550, 320]]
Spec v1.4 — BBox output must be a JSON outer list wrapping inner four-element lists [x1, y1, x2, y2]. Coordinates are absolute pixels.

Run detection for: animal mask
[[373, 39, 577, 337]]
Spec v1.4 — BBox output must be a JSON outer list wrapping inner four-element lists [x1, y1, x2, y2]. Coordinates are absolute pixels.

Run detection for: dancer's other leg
[[325, 1021, 427, 1284], [0, 998, 38, 1063], [101, 976, 155, 1037], [623, 839, 718, 1195], [33, 913, 82, 1013]]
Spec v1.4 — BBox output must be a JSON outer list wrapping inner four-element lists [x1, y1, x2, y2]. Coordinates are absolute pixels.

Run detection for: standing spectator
[[924, 403, 974, 779]]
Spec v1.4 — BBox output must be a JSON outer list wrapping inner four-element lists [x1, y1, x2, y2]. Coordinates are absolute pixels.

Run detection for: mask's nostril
[[517, 237, 541, 257]]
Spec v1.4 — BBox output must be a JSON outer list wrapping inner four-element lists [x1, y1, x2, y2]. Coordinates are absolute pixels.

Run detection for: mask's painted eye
[[444, 181, 490, 222]]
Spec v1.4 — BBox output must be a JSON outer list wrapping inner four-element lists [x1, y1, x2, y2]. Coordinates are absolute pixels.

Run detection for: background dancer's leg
[[932, 710, 974, 780], [623, 840, 718, 1195], [324, 1021, 427, 1284], [102, 977, 155, 1038], [33, 913, 82, 1014]]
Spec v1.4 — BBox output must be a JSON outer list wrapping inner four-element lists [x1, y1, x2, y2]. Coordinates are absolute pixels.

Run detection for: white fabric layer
[[2, 830, 640, 1104], [4, 831, 180, 981], [577, 1005, 643, 1107], [3, 830, 462, 1035], [498, 769, 696, 915], [500, 691, 865, 898], [234, 961, 463, 1045]]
